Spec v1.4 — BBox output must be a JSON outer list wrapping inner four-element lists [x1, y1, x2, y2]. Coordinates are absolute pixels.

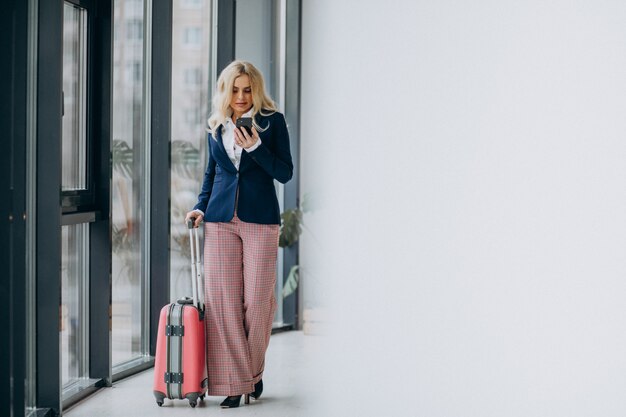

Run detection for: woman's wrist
[[244, 139, 262, 152]]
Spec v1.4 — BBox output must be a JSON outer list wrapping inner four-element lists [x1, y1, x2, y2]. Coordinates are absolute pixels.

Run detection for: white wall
[[299, 1, 626, 416]]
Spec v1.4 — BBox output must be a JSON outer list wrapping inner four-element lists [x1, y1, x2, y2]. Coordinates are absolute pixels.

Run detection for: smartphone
[[235, 117, 253, 135]]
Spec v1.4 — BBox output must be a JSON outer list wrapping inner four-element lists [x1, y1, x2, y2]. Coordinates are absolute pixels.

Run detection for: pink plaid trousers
[[203, 214, 279, 396]]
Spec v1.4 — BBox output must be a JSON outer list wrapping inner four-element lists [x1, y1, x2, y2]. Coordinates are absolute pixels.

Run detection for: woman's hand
[[185, 210, 204, 228], [234, 126, 259, 149]]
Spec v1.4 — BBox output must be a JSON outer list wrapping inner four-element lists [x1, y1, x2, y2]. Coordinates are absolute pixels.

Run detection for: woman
[[185, 60, 293, 408]]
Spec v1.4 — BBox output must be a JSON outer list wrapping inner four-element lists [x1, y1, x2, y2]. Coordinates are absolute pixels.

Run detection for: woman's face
[[230, 75, 253, 117]]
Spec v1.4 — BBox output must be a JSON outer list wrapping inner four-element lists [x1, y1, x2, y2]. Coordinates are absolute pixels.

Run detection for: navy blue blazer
[[193, 111, 293, 225]]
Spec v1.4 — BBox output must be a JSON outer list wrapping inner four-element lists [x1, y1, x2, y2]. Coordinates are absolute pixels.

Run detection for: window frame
[[61, 0, 98, 215]]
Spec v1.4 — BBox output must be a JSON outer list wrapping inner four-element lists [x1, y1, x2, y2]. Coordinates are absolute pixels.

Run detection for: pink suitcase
[[153, 221, 207, 407]]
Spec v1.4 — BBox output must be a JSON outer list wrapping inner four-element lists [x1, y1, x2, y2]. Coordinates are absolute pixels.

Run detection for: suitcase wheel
[[189, 400, 197, 408], [154, 391, 166, 407]]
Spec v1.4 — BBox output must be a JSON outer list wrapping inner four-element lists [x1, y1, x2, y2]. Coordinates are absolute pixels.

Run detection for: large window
[[61, 3, 87, 192], [170, 0, 212, 302], [168, 0, 299, 328], [235, 0, 292, 327], [60, 224, 89, 390], [111, 0, 151, 371], [61, 2, 92, 402], [61, 1, 97, 214]]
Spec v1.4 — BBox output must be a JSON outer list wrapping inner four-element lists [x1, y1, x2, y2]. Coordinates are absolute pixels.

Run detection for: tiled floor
[[65, 331, 324, 417]]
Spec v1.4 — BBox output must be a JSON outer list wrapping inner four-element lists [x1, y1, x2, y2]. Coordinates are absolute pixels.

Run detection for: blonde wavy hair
[[207, 60, 277, 133]]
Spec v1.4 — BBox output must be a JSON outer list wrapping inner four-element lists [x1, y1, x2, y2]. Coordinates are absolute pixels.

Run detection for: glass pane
[[62, 3, 87, 191], [111, 0, 147, 366], [170, 0, 212, 302], [235, 0, 285, 325], [235, 0, 276, 99], [60, 224, 89, 387]]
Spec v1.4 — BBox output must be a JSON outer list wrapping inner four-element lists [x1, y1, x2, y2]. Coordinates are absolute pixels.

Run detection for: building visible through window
[[126, 19, 142, 41], [181, 0, 203, 9], [183, 27, 202, 47], [184, 67, 202, 86]]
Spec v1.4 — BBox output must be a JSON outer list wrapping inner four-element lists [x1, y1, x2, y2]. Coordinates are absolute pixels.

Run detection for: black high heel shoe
[[220, 394, 250, 408], [250, 379, 263, 400]]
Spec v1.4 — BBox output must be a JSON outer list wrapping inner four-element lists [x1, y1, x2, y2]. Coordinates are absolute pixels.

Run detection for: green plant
[[171, 140, 201, 178], [279, 207, 303, 248], [282, 265, 299, 298], [111, 139, 137, 283], [112, 139, 133, 178]]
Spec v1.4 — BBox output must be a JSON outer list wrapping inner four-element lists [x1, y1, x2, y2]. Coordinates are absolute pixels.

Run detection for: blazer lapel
[[214, 125, 238, 173]]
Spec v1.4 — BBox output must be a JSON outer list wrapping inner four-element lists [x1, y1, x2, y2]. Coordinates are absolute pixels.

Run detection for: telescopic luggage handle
[[187, 219, 203, 311]]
